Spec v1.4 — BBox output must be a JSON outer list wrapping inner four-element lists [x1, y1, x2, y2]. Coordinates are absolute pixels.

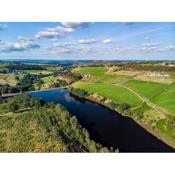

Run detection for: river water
[[30, 89, 174, 152]]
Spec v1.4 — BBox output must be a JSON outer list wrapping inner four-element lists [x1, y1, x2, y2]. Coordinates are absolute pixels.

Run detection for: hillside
[[72, 65, 175, 147], [0, 94, 112, 152]]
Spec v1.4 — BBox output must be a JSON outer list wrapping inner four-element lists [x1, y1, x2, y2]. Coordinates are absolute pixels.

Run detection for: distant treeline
[[6, 63, 44, 70]]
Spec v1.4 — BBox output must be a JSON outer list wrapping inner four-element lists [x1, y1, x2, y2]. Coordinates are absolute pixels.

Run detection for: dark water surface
[[30, 89, 174, 152]]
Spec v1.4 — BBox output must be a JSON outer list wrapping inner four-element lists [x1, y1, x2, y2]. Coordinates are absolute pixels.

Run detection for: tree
[[119, 103, 131, 111], [70, 116, 78, 130], [8, 99, 19, 112]]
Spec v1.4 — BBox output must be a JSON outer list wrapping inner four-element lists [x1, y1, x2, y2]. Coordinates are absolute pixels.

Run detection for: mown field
[[76, 82, 142, 107], [152, 83, 175, 112], [123, 79, 168, 99], [75, 67, 107, 76]]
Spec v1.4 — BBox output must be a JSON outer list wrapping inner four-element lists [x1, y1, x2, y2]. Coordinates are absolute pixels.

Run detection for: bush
[[8, 99, 19, 112], [118, 103, 131, 111], [109, 101, 118, 110], [71, 88, 89, 98]]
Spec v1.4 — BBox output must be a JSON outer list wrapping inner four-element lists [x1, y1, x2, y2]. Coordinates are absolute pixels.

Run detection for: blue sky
[[0, 22, 175, 60]]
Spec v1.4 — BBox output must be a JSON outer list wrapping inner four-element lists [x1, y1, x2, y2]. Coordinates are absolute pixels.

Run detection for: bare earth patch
[[134, 72, 174, 84]]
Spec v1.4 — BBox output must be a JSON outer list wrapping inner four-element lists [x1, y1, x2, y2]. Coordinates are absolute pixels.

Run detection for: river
[[30, 89, 174, 152]]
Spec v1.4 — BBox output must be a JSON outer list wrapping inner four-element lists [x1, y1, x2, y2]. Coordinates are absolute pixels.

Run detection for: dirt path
[[114, 83, 175, 117], [116, 73, 141, 85]]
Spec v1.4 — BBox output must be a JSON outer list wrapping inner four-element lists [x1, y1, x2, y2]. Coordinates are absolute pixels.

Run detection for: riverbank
[[70, 88, 175, 150]]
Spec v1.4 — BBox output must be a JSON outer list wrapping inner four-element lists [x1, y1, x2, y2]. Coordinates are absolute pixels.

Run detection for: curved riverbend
[[30, 89, 175, 152]]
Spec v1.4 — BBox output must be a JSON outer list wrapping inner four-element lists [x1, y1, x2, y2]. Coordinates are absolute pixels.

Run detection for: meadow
[[152, 83, 175, 112], [76, 82, 142, 107], [123, 79, 168, 99]]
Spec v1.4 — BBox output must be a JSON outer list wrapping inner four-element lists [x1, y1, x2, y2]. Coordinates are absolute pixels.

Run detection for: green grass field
[[41, 76, 58, 83], [76, 66, 107, 76], [74, 66, 175, 115], [124, 80, 167, 99], [152, 83, 175, 112], [76, 82, 142, 107], [75, 66, 129, 84]]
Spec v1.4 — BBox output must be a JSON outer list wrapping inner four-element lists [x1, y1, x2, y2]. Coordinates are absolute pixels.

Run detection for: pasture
[[123, 80, 167, 99], [74, 66, 130, 84], [75, 82, 142, 107], [74, 66, 107, 76], [152, 83, 175, 112]]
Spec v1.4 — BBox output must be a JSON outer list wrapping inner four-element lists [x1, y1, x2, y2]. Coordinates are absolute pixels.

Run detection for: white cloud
[[0, 37, 40, 52], [78, 39, 97, 44], [50, 41, 94, 55], [103, 39, 112, 44], [35, 26, 75, 39], [61, 22, 87, 28], [50, 42, 75, 55], [0, 24, 7, 31]]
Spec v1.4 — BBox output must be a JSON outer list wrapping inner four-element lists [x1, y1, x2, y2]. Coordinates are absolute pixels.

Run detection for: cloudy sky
[[0, 22, 175, 60]]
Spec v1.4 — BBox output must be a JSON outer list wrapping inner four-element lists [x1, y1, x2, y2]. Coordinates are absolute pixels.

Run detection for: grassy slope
[[77, 82, 142, 107], [73, 67, 142, 107], [76, 67, 107, 76], [152, 83, 175, 112], [124, 79, 167, 99]]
